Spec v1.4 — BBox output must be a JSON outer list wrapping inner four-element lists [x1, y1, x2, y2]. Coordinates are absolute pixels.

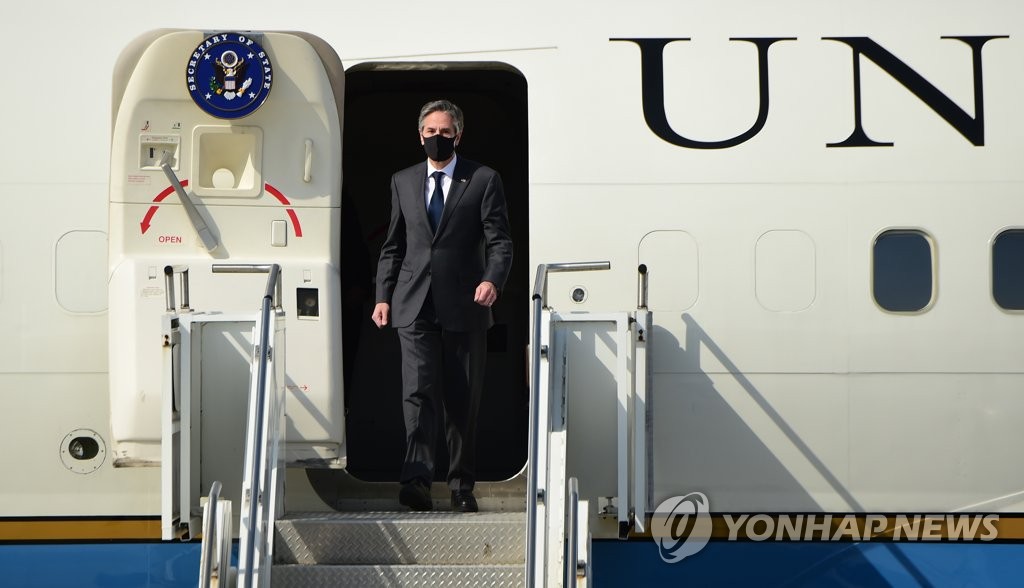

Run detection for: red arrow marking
[[265, 183, 303, 237], [142, 180, 191, 234], [141, 206, 158, 234]]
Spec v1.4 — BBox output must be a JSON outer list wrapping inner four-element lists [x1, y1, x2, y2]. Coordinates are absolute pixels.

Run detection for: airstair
[[271, 510, 525, 585], [179, 260, 650, 588]]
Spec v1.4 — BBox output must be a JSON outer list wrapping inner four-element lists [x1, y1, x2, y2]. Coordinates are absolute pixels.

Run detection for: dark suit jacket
[[376, 157, 513, 331]]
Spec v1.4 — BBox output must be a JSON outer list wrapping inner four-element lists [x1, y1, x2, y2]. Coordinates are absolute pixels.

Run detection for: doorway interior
[[334, 62, 530, 485]]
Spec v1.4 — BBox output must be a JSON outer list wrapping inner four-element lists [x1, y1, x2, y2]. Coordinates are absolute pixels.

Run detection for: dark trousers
[[396, 291, 486, 491]]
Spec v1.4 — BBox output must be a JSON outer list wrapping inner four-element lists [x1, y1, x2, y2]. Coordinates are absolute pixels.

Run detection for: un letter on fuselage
[[611, 35, 1005, 149]]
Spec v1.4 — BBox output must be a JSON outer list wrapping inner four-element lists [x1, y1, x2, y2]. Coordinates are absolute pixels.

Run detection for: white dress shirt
[[424, 155, 458, 209]]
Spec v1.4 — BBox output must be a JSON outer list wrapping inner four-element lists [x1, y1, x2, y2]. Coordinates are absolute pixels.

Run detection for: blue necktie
[[427, 171, 445, 232]]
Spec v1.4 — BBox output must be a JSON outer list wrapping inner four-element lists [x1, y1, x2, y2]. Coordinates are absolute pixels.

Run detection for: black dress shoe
[[399, 480, 433, 511], [451, 490, 479, 513]]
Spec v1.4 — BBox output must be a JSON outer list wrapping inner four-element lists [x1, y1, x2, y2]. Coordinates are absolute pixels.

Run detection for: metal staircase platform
[[271, 511, 526, 587], [271, 563, 525, 587]]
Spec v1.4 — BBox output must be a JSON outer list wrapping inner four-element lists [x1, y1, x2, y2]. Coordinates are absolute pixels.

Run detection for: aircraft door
[[336, 65, 530, 485], [108, 30, 346, 484]]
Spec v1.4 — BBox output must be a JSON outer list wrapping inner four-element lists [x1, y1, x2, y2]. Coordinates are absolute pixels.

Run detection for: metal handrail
[[232, 264, 282, 588], [198, 481, 223, 588], [526, 261, 610, 588], [564, 477, 581, 587], [164, 265, 191, 311], [531, 261, 611, 309], [637, 264, 649, 310]]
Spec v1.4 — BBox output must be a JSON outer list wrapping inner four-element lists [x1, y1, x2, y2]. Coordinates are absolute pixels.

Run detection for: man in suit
[[372, 100, 513, 512]]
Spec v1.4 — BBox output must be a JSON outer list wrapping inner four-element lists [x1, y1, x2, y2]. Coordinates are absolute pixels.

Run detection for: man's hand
[[371, 302, 390, 328], [474, 281, 498, 307]]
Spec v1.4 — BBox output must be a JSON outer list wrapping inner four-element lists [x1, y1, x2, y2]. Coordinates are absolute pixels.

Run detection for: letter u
[[611, 37, 794, 149]]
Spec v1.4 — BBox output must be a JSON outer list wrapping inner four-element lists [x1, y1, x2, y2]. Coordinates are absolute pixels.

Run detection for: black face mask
[[423, 135, 457, 162]]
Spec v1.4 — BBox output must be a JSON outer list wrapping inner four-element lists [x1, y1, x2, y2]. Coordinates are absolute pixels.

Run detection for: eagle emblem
[[186, 32, 273, 119], [212, 50, 252, 100]]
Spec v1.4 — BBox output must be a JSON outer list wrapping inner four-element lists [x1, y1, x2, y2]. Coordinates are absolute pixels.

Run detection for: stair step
[[271, 563, 525, 587], [275, 511, 526, 565]]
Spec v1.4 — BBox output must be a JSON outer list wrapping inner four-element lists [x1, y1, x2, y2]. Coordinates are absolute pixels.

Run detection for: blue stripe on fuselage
[[593, 539, 1024, 587]]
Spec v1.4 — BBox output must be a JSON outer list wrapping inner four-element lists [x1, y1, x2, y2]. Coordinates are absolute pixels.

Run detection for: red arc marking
[[265, 183, 303, 237], [139, 180, 302, 238], [264, 183, 291, 205]]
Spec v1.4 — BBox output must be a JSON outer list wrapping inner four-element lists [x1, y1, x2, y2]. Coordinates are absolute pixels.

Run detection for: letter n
[[824, 36, 1006, 147], [611, 37, 795, 149]]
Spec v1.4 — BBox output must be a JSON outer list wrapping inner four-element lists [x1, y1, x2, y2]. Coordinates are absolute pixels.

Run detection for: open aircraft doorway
[[322, 62, 529, 491]]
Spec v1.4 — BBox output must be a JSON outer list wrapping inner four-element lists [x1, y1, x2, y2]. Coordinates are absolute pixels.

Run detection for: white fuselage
[[1, 0, 1022, 530]]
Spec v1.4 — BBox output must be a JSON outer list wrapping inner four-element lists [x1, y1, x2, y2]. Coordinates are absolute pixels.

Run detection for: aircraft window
[[872, 230, 934, 312], [993, 229, 1024, 310]]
